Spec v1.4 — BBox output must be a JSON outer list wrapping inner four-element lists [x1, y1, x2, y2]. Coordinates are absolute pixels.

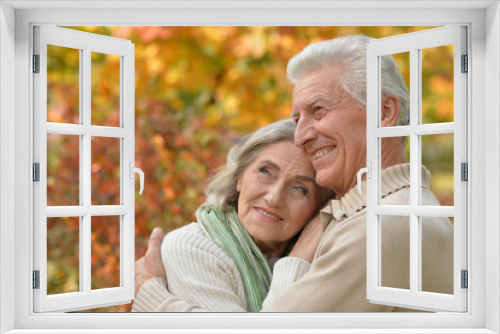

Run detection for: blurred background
[[45, 26, 453, 312]]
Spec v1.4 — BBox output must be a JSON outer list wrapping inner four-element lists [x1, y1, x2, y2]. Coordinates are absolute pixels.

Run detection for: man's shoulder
[[321, 213, 367, 253], [381, 185, 411, 206], [321, 185, 410, 244]]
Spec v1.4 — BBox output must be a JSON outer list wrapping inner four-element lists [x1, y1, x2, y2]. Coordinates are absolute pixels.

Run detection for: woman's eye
[[294, 187, 309, 195], [259, 167, 270, 175]]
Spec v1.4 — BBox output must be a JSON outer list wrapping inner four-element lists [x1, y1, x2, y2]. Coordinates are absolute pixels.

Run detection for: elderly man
[[133, 35, 453, 312]]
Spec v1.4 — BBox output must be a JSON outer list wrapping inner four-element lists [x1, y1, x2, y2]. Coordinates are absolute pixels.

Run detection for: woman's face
[[237, 140, 323, 257]]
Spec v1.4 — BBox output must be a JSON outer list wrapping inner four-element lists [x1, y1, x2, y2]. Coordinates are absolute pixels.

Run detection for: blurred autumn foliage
[[45, 26, 454, 312]]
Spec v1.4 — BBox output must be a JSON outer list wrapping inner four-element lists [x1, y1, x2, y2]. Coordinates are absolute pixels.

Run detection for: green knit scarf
[[196, 205, 272, 312]]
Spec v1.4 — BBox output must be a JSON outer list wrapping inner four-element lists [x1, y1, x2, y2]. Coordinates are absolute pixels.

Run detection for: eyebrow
[[290, 96, 328, 118], [260, 159, 316, 183], [306, 96, 328, 108]]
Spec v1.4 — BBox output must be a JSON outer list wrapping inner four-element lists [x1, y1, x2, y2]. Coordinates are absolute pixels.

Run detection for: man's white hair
[[287, 35, 409, 126]]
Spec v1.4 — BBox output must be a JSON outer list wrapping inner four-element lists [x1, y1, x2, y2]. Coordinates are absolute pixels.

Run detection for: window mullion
[[122, 49, 135, 293], [409, 47, 420, 295], [82, 47, 92, 295]]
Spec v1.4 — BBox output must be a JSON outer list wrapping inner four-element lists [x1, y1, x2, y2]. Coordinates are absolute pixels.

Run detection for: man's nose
[[294, 118, 316, 148]]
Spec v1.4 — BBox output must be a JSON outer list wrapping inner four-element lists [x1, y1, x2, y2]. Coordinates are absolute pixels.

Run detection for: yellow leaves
[[234, 34, 266, 58], [279, 35, 296, 52], [141, 44, 165, 75], [226, 68, 241, 82], [148, 58, 164, 75], [422, 60, 454, 123], [165, 63, 188, 85], [200, 26, 237, 44], [263, 90, 276, 103], [429, 76, 452, 96], [437, 100, 454, 121], [275, 103, 293, 119], [222, 95, 241, 114], [204, 104, 224, 127]]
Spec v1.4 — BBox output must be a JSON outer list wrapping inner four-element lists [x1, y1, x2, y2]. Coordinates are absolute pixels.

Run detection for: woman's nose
[[264, 183, 284, 207]]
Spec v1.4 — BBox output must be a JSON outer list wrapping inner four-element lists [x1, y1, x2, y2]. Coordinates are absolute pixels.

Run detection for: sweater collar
[[320, 163, 432, 230]]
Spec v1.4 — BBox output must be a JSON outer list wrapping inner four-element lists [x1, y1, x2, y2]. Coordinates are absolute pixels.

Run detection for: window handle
[[356, 162, 371, 195], [129, 162, 145, 195]]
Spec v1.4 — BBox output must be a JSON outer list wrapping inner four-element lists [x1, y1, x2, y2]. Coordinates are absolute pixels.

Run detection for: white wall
[[1, 2, 498, 332], [486, 2, 500, 333], [0, 2, 16, 333]]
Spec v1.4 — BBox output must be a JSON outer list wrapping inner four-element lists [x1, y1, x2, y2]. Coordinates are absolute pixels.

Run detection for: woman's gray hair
[[204, 118, 334, 212], [286, 35, 410, 126]]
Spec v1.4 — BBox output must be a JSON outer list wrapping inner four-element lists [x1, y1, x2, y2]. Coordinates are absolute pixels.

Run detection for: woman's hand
[[135, 227, 166, 296], [288, 213, 323, 263]]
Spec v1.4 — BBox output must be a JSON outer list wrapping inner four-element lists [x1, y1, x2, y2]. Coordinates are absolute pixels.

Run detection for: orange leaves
[[90, 216, 120, 290], [163, 181, 177, 201]]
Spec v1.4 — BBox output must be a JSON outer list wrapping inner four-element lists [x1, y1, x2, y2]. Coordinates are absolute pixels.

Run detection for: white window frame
[[1, 1, 499, 333], [33, 26, 136, 312], [365, 26, 468, 312]]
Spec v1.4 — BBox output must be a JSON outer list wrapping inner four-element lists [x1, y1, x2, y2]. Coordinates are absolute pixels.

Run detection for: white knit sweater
[[132, 223, 311, 312]]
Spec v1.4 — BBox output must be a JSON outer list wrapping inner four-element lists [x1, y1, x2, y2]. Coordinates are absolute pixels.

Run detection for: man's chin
[[315, 170, 336, 190]]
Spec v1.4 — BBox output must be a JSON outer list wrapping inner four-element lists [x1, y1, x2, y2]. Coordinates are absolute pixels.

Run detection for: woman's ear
[[236, 178, 241, 193], [381, 95, 400, 127]]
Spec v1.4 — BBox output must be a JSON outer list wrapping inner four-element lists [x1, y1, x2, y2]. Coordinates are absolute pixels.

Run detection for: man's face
[[292, 64, 367, 196]]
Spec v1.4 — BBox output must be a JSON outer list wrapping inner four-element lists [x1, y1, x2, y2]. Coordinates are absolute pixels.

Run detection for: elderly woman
[[132, 119, 332, 312]]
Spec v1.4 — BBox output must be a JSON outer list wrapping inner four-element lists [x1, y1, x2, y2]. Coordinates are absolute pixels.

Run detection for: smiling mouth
[[255, 207, 283, 220], [312, 147, 335, 161]]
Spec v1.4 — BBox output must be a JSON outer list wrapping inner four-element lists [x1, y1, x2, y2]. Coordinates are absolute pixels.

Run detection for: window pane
[[47, 217, 80, 295], [47, 45, 80, 124], [381, 51, 410, 128], [421, 133, 454, 206], [421, 216, 454, 294], [47, 134, 80, 206], [91, 52, 121, 127], [380, 215, 410, 290], [91, 137, 121, 205], [380, 136, 410, 204], [421, 45, 454, 124], [91, 216, 121, 290]]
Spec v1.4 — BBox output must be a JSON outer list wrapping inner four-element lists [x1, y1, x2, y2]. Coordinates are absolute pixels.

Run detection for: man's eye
[[313, 106, 326, 119], [313, 106, 325, 115]]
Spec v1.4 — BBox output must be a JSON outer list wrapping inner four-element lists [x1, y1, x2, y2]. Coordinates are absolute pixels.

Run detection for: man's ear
[[381, 95, 400, 127]]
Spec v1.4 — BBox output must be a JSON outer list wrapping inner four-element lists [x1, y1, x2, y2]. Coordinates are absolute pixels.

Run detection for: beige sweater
[[132, 163, 453, 312]]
